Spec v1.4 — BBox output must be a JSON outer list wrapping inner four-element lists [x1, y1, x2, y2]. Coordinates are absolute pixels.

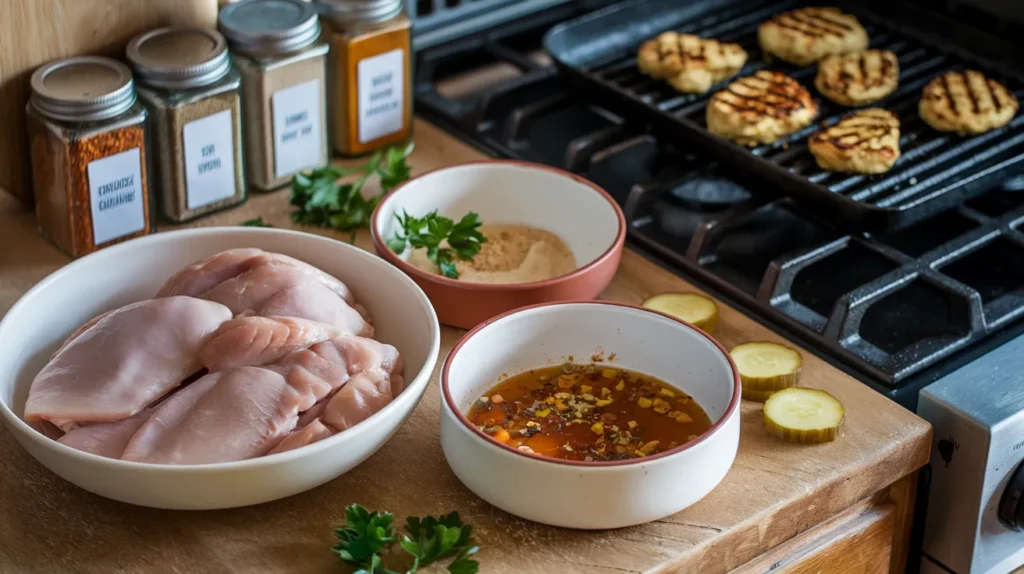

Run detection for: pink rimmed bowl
[[440, 300, 741, 529], [371, 160, 626, 329]]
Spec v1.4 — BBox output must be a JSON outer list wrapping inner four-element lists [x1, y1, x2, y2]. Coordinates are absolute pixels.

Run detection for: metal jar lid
[[29, 56, 136, 122], [126, 27, 231, 90], [219, 0, 322, 57], [314, 0, 403, 27]]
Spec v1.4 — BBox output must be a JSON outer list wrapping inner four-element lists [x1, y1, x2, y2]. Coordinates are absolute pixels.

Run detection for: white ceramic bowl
[[371, 160, 626, 329], [440, 301, 741, 529], [0, 228, 440, 509]]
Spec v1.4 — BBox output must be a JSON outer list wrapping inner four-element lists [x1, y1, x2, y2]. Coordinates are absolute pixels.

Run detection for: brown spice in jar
[[142, 89, 245, 221], [31, 121, 151, 257], [235, 51, 329, 190]]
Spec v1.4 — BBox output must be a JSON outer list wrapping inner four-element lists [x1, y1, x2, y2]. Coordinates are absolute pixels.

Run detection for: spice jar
[[219, 0, 330, 190], [26, 56, 153, 258], [127, 27, 247, 222], [316, 0, 412, 156]]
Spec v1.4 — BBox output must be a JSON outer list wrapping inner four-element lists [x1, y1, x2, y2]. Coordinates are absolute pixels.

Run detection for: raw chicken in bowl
[[0, 228, 440, 509]]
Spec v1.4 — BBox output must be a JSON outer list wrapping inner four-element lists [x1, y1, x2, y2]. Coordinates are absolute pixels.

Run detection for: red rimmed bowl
[[370, 161, 626, 329], [440, 301, 741, 529]]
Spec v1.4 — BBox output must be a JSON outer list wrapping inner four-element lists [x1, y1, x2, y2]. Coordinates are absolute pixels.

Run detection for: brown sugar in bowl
[[370, 161, 626, 329]]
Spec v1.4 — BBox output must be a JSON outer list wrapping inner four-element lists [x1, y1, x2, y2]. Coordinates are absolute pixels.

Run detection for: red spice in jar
[[27, 56, 152, 257]]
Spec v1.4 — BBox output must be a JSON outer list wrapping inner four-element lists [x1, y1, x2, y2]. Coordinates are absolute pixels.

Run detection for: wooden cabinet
[[730, 473, 920, 574]]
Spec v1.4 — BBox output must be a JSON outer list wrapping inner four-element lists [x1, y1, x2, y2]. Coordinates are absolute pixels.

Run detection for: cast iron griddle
[[544, 0, 1024, 232]]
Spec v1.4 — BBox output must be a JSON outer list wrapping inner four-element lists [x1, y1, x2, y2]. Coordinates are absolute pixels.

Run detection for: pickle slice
[[763, 388, 845, 444], [742, 388, 777, 403], [642, 292, 719, 333], [731, 342, 802, 391]]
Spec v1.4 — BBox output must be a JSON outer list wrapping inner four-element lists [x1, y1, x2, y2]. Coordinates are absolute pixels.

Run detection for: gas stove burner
[[669, 176, 751, 212]]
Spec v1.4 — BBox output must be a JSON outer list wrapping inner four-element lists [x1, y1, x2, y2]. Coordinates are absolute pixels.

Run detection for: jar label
[[272, 79, 324, 178], [87, 148, 145, 245], [183, 109, 238, 210], [357, 48, 404, 144]]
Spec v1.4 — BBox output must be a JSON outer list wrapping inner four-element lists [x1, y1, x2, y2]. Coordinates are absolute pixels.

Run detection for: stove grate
[[413, 1, 1024, 402]]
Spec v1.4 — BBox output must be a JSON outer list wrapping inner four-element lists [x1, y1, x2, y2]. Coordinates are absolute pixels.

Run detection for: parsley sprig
[[333, 504, 480, 574], [240, 217, 272, 227], [290, 143, 413, 240], [386, 211, 487, 279]]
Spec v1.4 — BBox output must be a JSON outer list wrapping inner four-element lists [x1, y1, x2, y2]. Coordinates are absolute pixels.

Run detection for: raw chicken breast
[[297, 399, 326, 428], [123, 367, 311, 464], [267, 420, 334, 455], [201, 316, 345, 372], [305, 336, 402, 394], [58, 408, 154, 459], [157, 249, 354, 303], [202, 262, 371, 334], [121, 335, 403, 463], [301, 337, 405, 432], [24, 297, 231, 429], [201, 315, 389, 377], [320, 372, 397, 431], [52, 310, 112, 359], [155, 248, 264, 298], [121, 374, 221, 462], [28, 420, 65, 441], [252, 333, 400, 400], [258, 282, 374, 337]]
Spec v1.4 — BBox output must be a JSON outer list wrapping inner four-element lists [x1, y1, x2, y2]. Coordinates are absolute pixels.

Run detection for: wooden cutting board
[[0, 0, 219, 204], [0, 120, 930, 573]]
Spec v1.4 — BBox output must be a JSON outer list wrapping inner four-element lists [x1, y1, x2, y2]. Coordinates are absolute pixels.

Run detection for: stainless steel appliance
[[407, 1, 1024, 571], [919, 338, 1024, 574]]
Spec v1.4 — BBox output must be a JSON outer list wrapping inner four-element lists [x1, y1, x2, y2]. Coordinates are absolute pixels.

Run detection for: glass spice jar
[[219, 0, 330, 191], [316, 0, 412, 156], [127, 27, 247, 222], [26, 56, 153, 258]]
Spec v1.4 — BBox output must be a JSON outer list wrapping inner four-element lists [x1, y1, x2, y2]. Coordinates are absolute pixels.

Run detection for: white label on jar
[[357, 48, 404, 144], [183, 109, 237, 210], [88, 147, 145, 245], [272, 79, 323, 178]]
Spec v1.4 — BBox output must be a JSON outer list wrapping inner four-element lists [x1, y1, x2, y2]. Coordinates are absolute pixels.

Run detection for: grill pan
[[543, 0, 1024, 232]]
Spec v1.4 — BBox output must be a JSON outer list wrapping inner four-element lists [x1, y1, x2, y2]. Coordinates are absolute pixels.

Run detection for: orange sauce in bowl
[[466, 362, 713, 462]]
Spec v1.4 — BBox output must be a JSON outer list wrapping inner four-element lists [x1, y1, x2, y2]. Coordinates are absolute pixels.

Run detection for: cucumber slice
[[742, 388, 777, 402], [763, 388, 845, 444], [643, 292, 719, 333], [731, 342, 802, 391]]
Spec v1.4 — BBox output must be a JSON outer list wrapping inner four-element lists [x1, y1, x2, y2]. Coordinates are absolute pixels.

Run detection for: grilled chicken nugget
[[637, 32, 748, 93], [816, 50, 899, 106], [809, 108, 901, 174], [919, 70, 1018, 135], [758, 7, 868, 66], [707, 71, 819, 146]]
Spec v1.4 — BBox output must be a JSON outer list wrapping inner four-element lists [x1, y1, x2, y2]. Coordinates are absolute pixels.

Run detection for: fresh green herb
[[388, 211, 487, 279], [333, 505, 398, 574], [401, 513, 480, 574], [332, 504, 480, 574], [290, 143, 414, 241], [240, 217, 273, 227]]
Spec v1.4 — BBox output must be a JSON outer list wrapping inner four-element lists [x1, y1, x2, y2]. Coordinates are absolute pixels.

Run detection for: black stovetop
[[412, 1, 1024, 410]]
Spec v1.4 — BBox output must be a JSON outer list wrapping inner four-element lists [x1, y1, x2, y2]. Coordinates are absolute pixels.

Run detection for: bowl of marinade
[[439, 300, 741, 529]]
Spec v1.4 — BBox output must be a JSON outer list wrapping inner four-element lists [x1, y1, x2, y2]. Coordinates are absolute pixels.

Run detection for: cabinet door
[[729, 496, 895, 574]]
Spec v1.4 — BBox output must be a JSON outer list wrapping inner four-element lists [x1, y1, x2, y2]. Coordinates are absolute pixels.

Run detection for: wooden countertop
[[0, 119, 931, 573]]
